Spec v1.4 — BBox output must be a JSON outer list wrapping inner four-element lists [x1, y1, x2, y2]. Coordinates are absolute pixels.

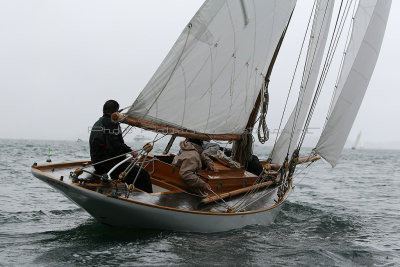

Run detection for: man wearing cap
[[89, 100, 153, 193]]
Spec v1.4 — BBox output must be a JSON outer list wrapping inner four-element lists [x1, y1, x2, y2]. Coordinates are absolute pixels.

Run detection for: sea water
[[0, 139, 399, 266]]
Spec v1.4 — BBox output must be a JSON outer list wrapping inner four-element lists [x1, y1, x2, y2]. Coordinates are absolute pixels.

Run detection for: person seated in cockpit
[[89, 100, 153, 193], [172, 138, 216, 192]]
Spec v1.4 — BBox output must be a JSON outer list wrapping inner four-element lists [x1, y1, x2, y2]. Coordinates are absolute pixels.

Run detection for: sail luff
[[315, 0, 391, 167], [270, 0, 335, 164]]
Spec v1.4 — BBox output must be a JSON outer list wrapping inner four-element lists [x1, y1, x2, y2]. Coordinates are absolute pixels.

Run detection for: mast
[[232, 10, 294, 165]]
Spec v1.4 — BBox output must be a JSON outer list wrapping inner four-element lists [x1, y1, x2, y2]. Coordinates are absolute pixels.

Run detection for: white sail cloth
[[315, 0, 391, 167], [128, 0, 296, 135], [271, 0, 334, 164]]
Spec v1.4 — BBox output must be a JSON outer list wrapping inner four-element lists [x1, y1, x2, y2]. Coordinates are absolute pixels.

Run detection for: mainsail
[[271, 0, 334, 164], [127, 0, 296, 136], [315, 0, 391, 167]]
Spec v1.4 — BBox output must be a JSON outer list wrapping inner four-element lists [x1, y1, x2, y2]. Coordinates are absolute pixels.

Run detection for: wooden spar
[[296, 155, 321, 165], [233, 12, 293, 164], [201, 180, 274, 205], [245, 11, 293, 130], [111, 113, 241, 141], [163, 135, 176, 154]]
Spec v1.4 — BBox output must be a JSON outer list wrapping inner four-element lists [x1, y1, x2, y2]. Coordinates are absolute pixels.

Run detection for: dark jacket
[[89, 114, 132, 165]]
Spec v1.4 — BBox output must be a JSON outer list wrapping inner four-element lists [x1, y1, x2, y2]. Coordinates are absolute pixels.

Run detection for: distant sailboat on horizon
[[352, 131, 362, 150]]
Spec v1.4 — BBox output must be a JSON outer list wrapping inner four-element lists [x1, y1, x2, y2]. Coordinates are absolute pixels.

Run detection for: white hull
[[32, 168, 288, 233]]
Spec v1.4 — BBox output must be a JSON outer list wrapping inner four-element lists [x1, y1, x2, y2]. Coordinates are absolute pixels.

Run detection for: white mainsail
[[271, 0, 334, 164], [315, 0, 391, 167], [128, 0, 296, 135]]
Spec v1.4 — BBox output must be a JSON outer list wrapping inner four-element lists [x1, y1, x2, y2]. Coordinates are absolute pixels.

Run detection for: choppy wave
[[0, 139, 399, 266]]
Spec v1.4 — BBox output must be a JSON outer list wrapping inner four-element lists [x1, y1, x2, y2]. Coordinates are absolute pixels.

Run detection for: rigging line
[[296, 0, 348, 148], [324, 0, 357, 128], [300, 0, 354, 145], [152, 133, 167, 144], [231, 174, 268, 209], [268, 0, 317, 160], [288, 0, 321, 139], [324, 0, 353, 69], [232, 168, 275, 210], [208, 188, 232, 210], [237, 183, 280, 211], [140, 24, 193, 120], [122, 126, 133, 138], [287, 0, 331, 157], [233, 178, 273, 211], [313, 0, 352, 100], [293, 161, 314, 187], [298, 0, 354, 149], [230, 168, 270, 208], [119, 105, 132, 113], [82, 149, 142, 169]]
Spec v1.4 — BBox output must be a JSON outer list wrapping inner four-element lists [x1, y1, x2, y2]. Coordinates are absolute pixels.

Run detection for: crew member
[[89, 100, 152, 193], [172, 138, 216, 192]]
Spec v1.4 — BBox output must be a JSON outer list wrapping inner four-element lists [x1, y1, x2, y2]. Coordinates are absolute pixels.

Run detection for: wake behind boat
[[32, 0, 391, 232]]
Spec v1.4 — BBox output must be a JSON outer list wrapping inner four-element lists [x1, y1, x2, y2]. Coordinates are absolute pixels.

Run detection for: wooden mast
[[233, 13, 293, 165]]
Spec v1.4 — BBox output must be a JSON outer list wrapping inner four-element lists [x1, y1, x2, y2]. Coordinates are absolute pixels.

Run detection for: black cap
[[187, 138, 203, 146]]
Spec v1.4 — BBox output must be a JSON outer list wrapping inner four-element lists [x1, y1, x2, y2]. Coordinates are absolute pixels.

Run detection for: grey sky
[[0, 0, 398, 149]]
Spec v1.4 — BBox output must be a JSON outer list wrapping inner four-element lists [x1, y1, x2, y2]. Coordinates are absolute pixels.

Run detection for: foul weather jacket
[[89, 114, 132, 169], [172, 141, 214, 188]]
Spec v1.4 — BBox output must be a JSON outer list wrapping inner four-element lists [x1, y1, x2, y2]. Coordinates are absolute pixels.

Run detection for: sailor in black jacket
[[89, 100, 152, 192]]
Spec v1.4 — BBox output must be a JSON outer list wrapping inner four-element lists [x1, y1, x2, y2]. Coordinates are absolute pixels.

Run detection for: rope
[[118, 105, 132, 113], [83, 149, 141, 169], [287, 0, 331, 158], [324, 0, 357, 128], [297, 0, 355, 150], [268, 0, 317, 160], [293, 161, 314, 186], [207, 188, 232, 211], [257, 79, 270, 144]]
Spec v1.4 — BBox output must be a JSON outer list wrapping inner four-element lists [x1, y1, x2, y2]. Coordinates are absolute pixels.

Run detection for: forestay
[[127, 0, 296, 135], [315, 0, 391, 167], [271, 0, 334, 164]]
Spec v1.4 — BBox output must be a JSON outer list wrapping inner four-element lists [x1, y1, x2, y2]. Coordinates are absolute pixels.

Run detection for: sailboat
[[32, 0, 391, 232], [352, 131, 362, 150]]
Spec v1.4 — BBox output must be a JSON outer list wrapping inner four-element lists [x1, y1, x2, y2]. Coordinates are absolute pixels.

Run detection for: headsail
[[271, 0, 334, 164], [127, 0, 296, 136], [315, 0, 391, 167]]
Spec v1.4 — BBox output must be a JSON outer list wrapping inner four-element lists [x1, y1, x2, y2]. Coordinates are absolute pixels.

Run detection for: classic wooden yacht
[[32, 0, 390, 232]]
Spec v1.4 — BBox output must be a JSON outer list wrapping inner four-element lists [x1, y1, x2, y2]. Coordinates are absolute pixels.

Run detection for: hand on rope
[[203, 183, 212, 191]]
